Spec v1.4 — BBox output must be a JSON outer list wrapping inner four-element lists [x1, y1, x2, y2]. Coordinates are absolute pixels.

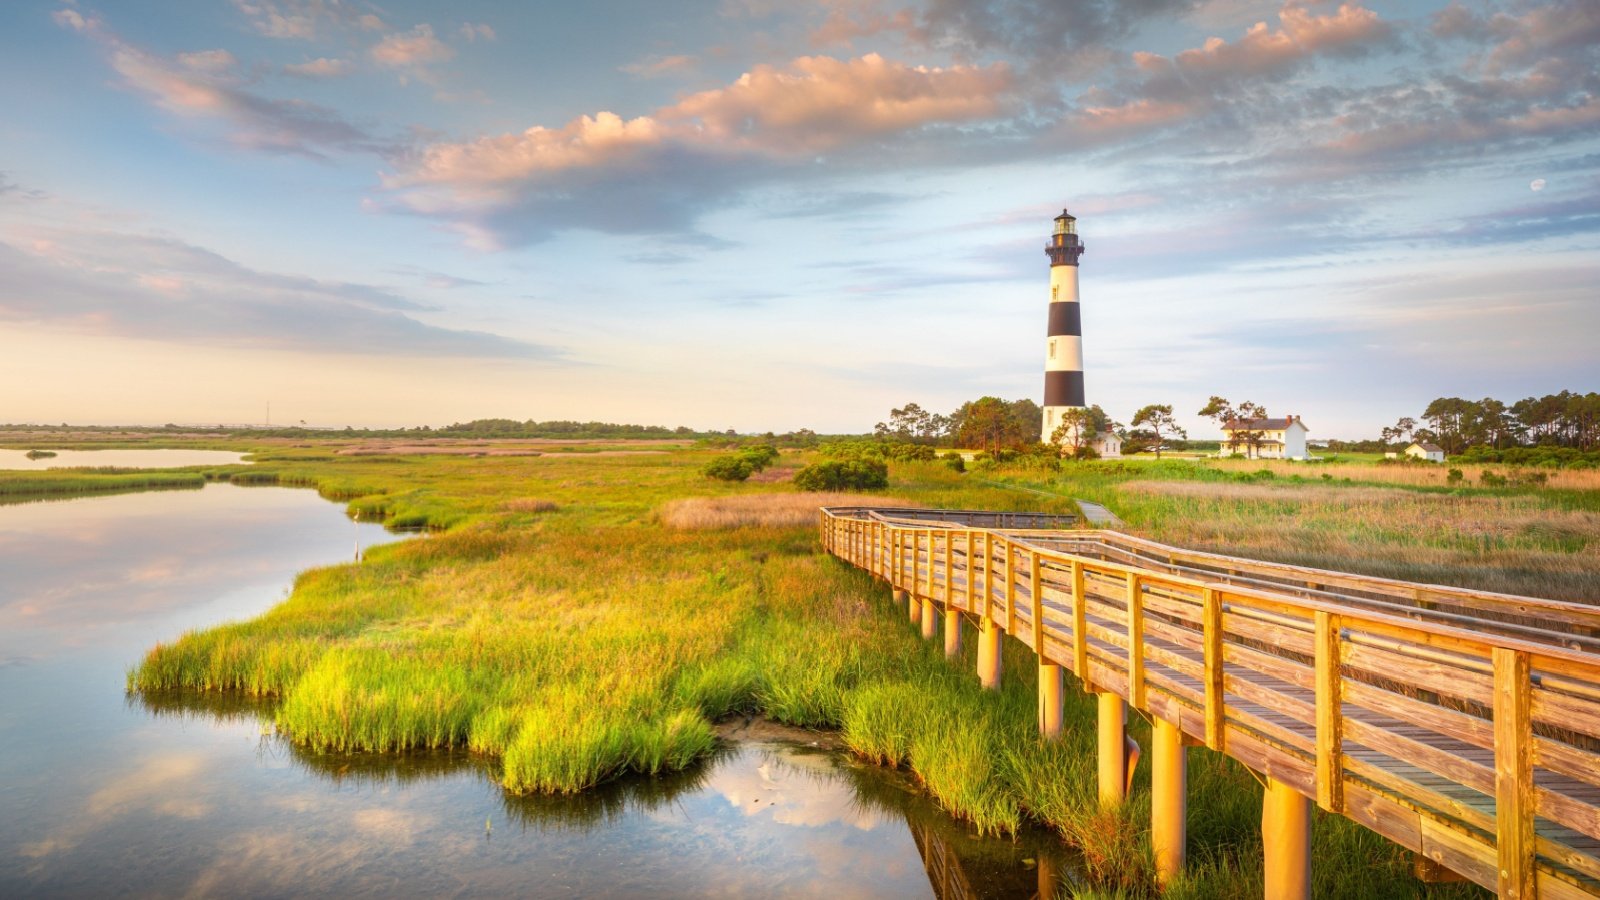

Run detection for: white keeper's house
[[1220, 415, 1310, 460], [1405, 442, 1446, 463]]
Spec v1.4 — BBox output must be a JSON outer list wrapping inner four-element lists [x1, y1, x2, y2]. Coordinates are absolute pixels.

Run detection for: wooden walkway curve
[[820, 505, 1600, 899]]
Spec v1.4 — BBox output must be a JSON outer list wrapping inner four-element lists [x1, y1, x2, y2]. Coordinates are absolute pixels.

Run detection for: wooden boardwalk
[[820, 506, 1600, 898]]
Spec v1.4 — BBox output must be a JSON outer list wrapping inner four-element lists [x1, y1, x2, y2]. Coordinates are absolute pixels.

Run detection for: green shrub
[[1447, 468, 1465, 485], [738, 444, 780, 468], [943, 453, 966, 473], [793, 459, 889, 491], [702, 456, 755, 481], [1480, 469, 1507, 487]]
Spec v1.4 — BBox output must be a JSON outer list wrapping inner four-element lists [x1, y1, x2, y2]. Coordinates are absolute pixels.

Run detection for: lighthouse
[[1042, 209, 1086, 444]]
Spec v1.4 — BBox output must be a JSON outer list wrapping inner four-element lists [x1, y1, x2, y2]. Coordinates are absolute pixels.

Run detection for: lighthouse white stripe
[[1045, 336, 1082, 371]]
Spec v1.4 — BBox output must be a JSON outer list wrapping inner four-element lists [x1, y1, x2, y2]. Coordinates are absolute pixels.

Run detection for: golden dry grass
[[1119, 479, 1600, 600], [658, 492, 914, 529], [501, 498, 560, 513], [1207, 458, 1600, 490]]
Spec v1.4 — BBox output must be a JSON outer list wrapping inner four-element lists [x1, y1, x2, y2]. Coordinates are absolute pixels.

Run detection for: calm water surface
[[0, 449, 249, 470], [0, 485, 1069, 897]]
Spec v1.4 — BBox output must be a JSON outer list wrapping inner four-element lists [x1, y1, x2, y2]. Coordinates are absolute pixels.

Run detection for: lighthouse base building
[[1042, 209, 1120, 458]]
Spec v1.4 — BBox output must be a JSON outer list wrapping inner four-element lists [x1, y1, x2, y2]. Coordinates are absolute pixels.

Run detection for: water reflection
[[0, 448, 249, 470], [0, 485, 1071, 898]]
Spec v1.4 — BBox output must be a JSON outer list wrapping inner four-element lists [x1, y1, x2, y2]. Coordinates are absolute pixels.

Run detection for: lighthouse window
[[1049, 340, 1056, 359], [1046, 410, 1053, 427], [1052, 285, 1059, 300]]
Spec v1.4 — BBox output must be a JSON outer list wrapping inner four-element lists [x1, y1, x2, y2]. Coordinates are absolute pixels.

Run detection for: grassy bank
[[104, 446, 1515, 897], [0, 468, 208, 500]]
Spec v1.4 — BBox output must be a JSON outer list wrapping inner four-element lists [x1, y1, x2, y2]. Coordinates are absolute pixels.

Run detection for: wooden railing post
[[1030, 552, 1044, 652], [912, 532, 921, 600], [1203, 587, 1225, 752], [1004, 541, 1017, 634], [943, 529, 953, 607], [965, 530, 976, 610], [981, 533, 993, 617], [1128, 573, 1145, 710], [1493, 647, 1534, 900], [891, 528, 899, 586], [1315, 611, 1345, 814], [1072, 560, 1089, 687]]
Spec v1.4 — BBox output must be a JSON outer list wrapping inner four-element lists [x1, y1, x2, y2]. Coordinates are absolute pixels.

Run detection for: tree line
[[1375, 392, 1600, 456], [873, 398, 1191, 457]]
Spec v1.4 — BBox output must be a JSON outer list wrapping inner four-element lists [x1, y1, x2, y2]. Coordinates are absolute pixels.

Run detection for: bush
[[793, 459, 889, 491], [739, 444, 780, 468], [943, 453, 966, 473], [702, 456, 755, 481], [1479, 469, 1507, 488], [1446, 468, 1465, 486]]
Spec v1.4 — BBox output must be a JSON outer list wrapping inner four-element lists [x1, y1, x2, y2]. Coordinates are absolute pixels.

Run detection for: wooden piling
[[1151, 717, 1187, 883], [1263, 777, 1311, 900]]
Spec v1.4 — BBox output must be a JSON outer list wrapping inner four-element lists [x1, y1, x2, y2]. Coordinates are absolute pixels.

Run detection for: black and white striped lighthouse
[[1042, 209, 1086, 443]]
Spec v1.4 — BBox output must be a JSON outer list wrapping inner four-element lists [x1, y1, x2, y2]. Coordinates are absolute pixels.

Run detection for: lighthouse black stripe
[[1047, 302, 1081, 337], [1043, 370, 1085, 407]]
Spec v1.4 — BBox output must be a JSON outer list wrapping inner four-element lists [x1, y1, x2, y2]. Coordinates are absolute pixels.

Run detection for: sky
[[1, 0, 1596, 439]]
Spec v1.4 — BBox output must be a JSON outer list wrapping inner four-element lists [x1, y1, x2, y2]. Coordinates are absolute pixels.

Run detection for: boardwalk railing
[[820, 506, 1600, 899]]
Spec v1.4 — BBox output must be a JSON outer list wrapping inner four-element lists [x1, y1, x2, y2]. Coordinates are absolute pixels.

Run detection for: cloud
[[231, 0, 384, 40], [0, 228, 549, 359], [620, 54, 698, 78], [57, 13, 384, 158], [1171, 3, 1394, 77], [459, 22, 496, 42], [372, 23, 455, 68], [1054, 3, 1397, 146], [176, 49, 238, 73], [907, 0, 1201, 76], [282, 57, 353, 78], [383, 53, 1011, 245], [0, 172, 47, 201]]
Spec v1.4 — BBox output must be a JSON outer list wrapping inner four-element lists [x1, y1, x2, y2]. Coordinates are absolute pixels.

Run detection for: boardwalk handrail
[[820, 505, 1600, 899]]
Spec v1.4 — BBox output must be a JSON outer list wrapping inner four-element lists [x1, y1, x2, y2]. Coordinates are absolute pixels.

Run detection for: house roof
[[1222, 417, 1305, 431], [1410, 442, 1445, 453]]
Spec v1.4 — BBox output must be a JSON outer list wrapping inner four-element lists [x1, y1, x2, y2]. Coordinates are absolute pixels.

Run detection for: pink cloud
[[371, 24, 454, 68], [176, 49, 237, 74], [388, 52, 1011, 199], [282, 57, 353, 78], [1077, 98, 1198, 134], [663, 53, 1010, 152], [620, 54, 699, 78], [1173, 3, 1391, 78], [458, 22, 496, 42], [58, 13, 378, 157], [231, 0, 384, 40], [809, 0, 918, 48]]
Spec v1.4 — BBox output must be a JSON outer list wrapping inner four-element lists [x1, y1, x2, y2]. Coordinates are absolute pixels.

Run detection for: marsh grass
[[1205, 457, 1600, 491], [658, 491, 913, 529], [0, 469, 206, 497], [111, 441, 1506, 896]]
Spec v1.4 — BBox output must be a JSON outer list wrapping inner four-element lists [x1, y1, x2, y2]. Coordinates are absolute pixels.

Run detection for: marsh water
[[0, 484, 1070, 897], [0, 448, 250, 470]]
